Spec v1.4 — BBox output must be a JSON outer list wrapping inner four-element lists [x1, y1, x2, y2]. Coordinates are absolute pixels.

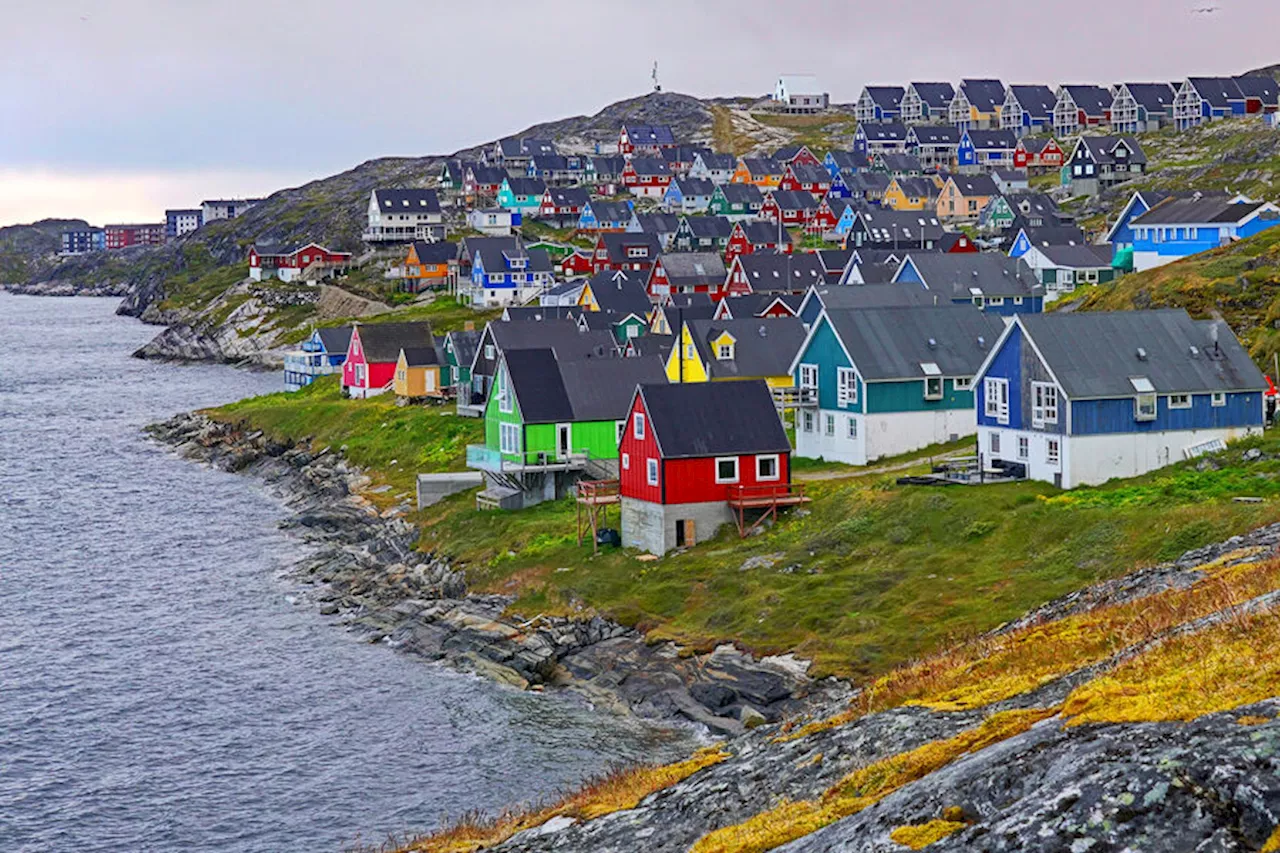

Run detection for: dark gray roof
[[949, 174, 999, 196], [490, 319, 618, 362], [1016, 136, 1054, 154], [585, 200, 633, 224], [686, 317, 806, 380], [1061, 84, 1112, 115], [716, 183, 764, 205], [908, 125, 961, 145], [1187, 77, 1243, 107], [399, 346, 441, 367], [503, 306, 577, 322], [599, 232, 662, 262], [505, 349, 574, 423], [587, 270, 652, 317], [639, 380, 790, 459], [1233, 75, 1280, 105], [1014, 225, 1086, 247], [858, 209, 945, 244], [316, 326, 353, 355], [910, 82, 955, 108], [859, 123, 908, 141], [737, 220, 793, 246], [852, 262, 898, 284], [894, 177, 939, 199], [847, 172, 892, 194], [787, 163, 833, 184], [529, 154, 580, 173], [656, 252, 727, 287], [632, 212, 682, 234], [900, 252, 1041, 298], [498, 138, 557, 157], [355, 322, 435, 363], [824, 305, 1006, 381], [1007, 84, 1057, 117], [965, 129, 1017, 149], [1132, 197, 1271, 226], [672, 177, 715, 196], [628, 157, 671, 177], [544, 186, 590, 207], [1077, 135, 1147, 166], [815, 248, 853, 273], [1014, 310, 1266, 397], [503, 177, 546, 196], [876, 153, 922, 172], [558, 356, 668, 422], [681, 215, 734, 239], [767, 190, 819, 212], [467, 165, 507, 185], [733, 252, 825, 293], [695, 152, 738, 171], [719, 293, 803, 318], [409, 240, 459, 265], [654, 302, 717, 333], [1120, 83, 1176, 113], [444, 329, 481, 366], [958, 79, 1006, 112], [865, 86, 906, 108], [740, 157, 783, 176], [811, 283, 941, 310], [825, 150, 863, 171], [1034, 243, 1113, 268], [622, 125, 677, 146], [373, 188, 441, 213]]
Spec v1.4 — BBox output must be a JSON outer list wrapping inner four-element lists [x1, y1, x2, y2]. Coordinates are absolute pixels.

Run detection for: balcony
[[466, 444, 593, 474], [776, 386, 818, 408]]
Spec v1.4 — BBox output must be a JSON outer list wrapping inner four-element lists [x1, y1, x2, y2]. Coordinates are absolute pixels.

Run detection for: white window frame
[[924, 376, 944, 400], [1017, 435, 1029, 459], [646, 457, 659, 486], [621, 452, 630, 470], [799, 363, 818, 390], [836, 367, 857, 407], [1047, 438, 1061, 467], [499, 422, 521, 455], [497, 368, 513, 413], [984, 377, 1010, 424], [1212, 391, 1227, 407], [718, 343, 734, 360], [802, 410, 814, 433], [633, 412, 645, 440], [825, 414, 836, 436], [1134, 393, 1157, 422], [485, 344, 495, 360], [987, 296, 1005, 306], [756, 454, 780, 481], [953, 377, 973, 391], [714, 456, 739, 484], [847, 416, 858, 439], [1168, 393, 1192, 410], [990, 432, 1001, 454], [1031, 382, 1058, 427]]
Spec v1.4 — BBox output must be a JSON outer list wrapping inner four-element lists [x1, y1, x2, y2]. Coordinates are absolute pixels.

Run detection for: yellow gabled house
[[664, 317, 807, 389], [392, 344, 446, 401], [882, 177, 939, 211]]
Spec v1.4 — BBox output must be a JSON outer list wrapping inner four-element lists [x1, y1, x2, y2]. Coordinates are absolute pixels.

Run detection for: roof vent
[[1190, 345, 1200, 357], [1136, 347, 1148, 361], [978, 335, 986, 348], [928, 337, 937, 348], [759, 325, 768, 337]]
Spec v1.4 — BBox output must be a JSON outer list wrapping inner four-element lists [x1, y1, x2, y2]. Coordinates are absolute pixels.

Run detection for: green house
[[467, 348, 667, 509], [980, 196, 1017, 231], [496, 177, 547, 216], [441, 328, 481, 392]]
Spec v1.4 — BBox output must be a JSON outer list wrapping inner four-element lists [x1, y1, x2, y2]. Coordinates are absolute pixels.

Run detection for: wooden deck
[[576, 479, 621, 553], [726, 483, 810, 538]]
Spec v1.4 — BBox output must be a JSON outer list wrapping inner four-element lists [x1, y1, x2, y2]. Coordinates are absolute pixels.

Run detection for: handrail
[[726, 482, 805, 501]]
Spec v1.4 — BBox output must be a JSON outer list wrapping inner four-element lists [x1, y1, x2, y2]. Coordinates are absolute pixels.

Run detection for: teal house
[[790, 305, 1005, 465], [496, 177, 547, 216]]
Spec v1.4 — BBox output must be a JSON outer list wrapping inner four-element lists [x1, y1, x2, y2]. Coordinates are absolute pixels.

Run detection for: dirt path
[[795, 450, 972, 482]]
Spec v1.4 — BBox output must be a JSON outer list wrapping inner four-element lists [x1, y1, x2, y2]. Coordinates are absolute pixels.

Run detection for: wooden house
[[1174, 76, 1280, 130], [855, 86, 906, 123], [772, 145, 822, 168], [526, 154, 585, 186], [592, 232, 662, 274], [393, 344, 447, 402], [731, 157, 784, 189], [900, 82, 955, 124], [666, 316, 807, 390], [823, 150, 863, 178], [973, 310, 1265, 489], [1053, 85, 1112, 137], [440, 328, 481, 394], [559, 248, 595, 278], [992, 168, 1029, 195], [463, 318, 620, 412], [248, 242, 351, 283], [618, 124, 678, 157], [539, 186, 590, 228], [906, 124, 962, 171], [1129, 196, 1280, 272], [689, 152, 737, 185], [627, 212, 682, 247], [791, 305, 1005, 465], [853, 122, 908, 159], [663, 177, 716, 214], [577, 199, 633, 233], [284, 326, 352, 392], [893, 252, 1044, 315], [957, 128, 1018, 172], [1110, 83, 1177, 134], [937, 173, 999, 221], [496, 177, 547, 216], [1018, 243, 1117, 299], [714, 293, 803, 320], [725, 220, 793, 260], [341, 322, 434, 399], [778, 163, 833, 195], [463, 165, 507, 200], [949, 79, 1006, 129], [870, 153, 922, 178], [883, 176, 940, 211], [723, 252, 826, 299], [846, 209, 943, 251], [673, 215, 734, 252], [364, 188, 444, 244], [708, 183, 764, 221], [401, 240, 459, 292], [459, 236, 554, 307], [619, 380, 795, 554], [622, 157, 673, 198], [1013, 137, 1064, 172], [760, 190, 818, 227], [647, 252, 728, 301], [1064, 136, 1146, 197], [1000, 85, 1057, 137]]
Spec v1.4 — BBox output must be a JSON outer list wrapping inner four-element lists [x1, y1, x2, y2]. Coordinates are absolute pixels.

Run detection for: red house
[[760, 190, 818, 228], [774, 145, 822, 168], [593, 232, 662, 274], [104, 223, 165, 250], [1014, 138, 1065, 171], [777, 163, 832, 196], [618, 381, 797, 554], [340, 321, 434, 399], [621, 157, 673, 198], [559, 248, 595, 278], [725, 221, 794, 262], [618, 124, 678, 157], [939, 232, 979, 254], [248, 242, 352, 283]]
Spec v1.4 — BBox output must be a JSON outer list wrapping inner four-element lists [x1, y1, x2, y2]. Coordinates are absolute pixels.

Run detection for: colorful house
[[1000, 85, 1056, 137], [772, 145, 822, 168], [906, 124, 962, 171], [618, 124, 678, 157], [402, 240, 459, 292], [731, 157, 784, 189], [893, 252, 1044, 315], [284, 326, 352, 392], [647, 253, 728, 301], [663, 177, 716, 214], [949, 79, 1006, 129], [883, 176, 940, 211], [577, 199, 633, 233], [592, 232, 662, 274], [341, 322, 434, 399], [689, 152, 737, 185], [778, 163, 833, 195], [1018, 243, 1117, 300], [1110, 83, 1177, 134], [846, 209, 943, 251], [439, 328, 481, 393], [469, 349, 667, 510], [791, 305, 1005, 465], [1053, 84, 1113, 137], [540, 186, 591, 227], [725, 220, 793, 260], [973, 310, 1266, 489], [393, 344, 447, 402], [665, 316, 806, 390], [760, 190, 818, 227], [855, 86, 906, 123], [619, 380, 795, 554], [496, 177, 547, 216], [579, 269, 654, 341], [853, 123, 908, 159], [1064, 136, 1146, 197], [1174, 76, 1280, 130], [622, 157, 673, 198], [673, 215, 735, 252], [248, 242, 352, 283], [823, 150, 864, 178], [708, 183, 764, 221], [459, 237, 554, 307], [723, 252, 826, 299], [1129, 196, 1280, 272], [937, 174, 999, 222], [364, 188, 444, 244], [1013, 137, 1065, 172], [901, 82, 956, 124], [957, 129, 1018, 172]]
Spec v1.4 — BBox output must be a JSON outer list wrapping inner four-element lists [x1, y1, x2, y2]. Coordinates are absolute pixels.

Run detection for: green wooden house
[[789, 305, 1005, 466], [440, 328, 481, 391], [496, 177, 547, 216], [467, 348, 667, 509], [708, 184, 764, 221]]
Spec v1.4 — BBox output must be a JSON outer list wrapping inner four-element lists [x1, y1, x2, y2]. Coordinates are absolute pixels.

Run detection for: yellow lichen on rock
[[889, 819, 968, 849], [691, 709, 1055, 853], [1263, 825, 1280, 853]]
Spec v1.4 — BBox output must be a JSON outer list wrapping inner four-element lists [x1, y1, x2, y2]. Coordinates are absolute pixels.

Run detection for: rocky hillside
[[0, 217, 88, 284]]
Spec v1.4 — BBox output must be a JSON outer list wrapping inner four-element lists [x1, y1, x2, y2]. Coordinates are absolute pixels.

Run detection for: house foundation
[[621, 497, 735, 556]]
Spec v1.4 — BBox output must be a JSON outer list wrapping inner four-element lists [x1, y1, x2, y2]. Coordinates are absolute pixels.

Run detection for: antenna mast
[[652, 61, 661, 93]]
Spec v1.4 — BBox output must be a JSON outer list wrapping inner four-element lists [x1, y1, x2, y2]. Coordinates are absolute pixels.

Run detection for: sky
[[2, 0, 1277, 226]]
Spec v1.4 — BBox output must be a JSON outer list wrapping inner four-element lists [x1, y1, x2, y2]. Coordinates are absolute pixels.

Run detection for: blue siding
[[793, 316, 863, 412], [800, 297, 825, 328], [1070, 392, 1263, 436], [895, 257, 923, 284], [976, 324, 1025, 429], [1009, 231, 1033, 258]]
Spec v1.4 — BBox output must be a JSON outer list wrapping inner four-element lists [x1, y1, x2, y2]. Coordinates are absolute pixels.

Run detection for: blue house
[[60, 227, 106, 255], [826, 171, 853, 199], [956, 129, 1018, 171], [284, 326, 352, 391], [1130, 195, 1280, 272], [893, 253, 1044, 315], [790, 305, 1005, 465], [577, 199, 633, 232], [823, 150, 863, 179], [462, 237, 555, 307], [854, 86, 905, 123], [1104, 190, 1179, 266], [1000, 85, 1056, 137], [662, 177, 715, 214], [973, 310, 1266, 489], [853, 123, 908, 160]]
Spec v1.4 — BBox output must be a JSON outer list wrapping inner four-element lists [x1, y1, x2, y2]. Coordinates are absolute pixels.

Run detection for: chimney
[[464, 320, 475, 331]]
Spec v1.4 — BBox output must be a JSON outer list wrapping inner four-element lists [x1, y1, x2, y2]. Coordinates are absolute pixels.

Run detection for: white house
[[364, 188, 444, 243], [774, 75, 829, 113], [201, 198, 260, 223], [467, 208, 517, 236]]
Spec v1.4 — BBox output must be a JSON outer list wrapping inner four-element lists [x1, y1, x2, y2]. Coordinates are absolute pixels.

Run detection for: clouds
[[1, 0, 1276, 223]]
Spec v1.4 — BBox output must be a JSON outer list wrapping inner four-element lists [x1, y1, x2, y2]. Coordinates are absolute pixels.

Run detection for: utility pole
[[652, 61, 661, 93]]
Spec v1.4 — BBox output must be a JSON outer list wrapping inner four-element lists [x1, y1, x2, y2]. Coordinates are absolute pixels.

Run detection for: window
[[499, 422, 520, 455], [616, 420, 625, 442], [802, 410, 814, 433], [954, 377, 973, 391], [622, 452, 630, 470], [1047, 438, 1061, 466], [718, 343, 734, 360], [646, 458, 658, 486], [825, 414, 835, 436], [924, 376, 944, 400], [837, 367, 857, 406], [984, 377, 1010, 424], [800, 364, 819, 390], [1135, 393, 1157, 421], [715, 457, 739, 483], [1031, 382, 1059, 427], [685, 344, 695, 359], [990, 432, 1001, 454], [847, 416, 858, 439], [485, 344, 495, 360], [1212, 391, 1227, 407], [757, 454, 780, 481], [633, 412, 645, 440], [1018, 436, 1029, 459], [987, 297, 1004, 306], [497, 368, 513, 413], [1169, 393, 1192, 409]]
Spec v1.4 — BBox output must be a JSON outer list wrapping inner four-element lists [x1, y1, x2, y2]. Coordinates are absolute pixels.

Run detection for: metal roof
[[640, 380, 791, 459], [823, 305, 1005, 381]]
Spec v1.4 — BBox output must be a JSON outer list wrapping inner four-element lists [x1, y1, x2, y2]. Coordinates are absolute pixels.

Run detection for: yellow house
[[936, 175, 997, 222], [664, 318, 806, 389], [393, 345, 445, 401], [730, 157, 782, 189], [883, 177, 939, 211]]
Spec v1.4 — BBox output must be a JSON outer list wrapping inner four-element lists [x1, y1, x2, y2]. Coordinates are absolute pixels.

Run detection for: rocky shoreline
[[148, 412, 849, 736]]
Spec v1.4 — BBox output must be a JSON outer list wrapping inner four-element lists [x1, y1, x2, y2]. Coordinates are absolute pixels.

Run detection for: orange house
[[730, 157, 783, 189], [402, 240, 459, 292], [936, 174, 998, 222]]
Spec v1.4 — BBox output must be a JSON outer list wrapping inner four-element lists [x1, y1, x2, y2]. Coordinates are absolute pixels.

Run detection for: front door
[[557, 423, 571, 459]]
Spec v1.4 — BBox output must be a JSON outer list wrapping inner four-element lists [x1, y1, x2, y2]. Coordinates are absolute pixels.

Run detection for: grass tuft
[[889, 819, 968, 849]]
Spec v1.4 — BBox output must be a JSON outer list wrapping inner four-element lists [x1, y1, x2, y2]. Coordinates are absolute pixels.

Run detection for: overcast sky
[[3, 0, 1276, 225]]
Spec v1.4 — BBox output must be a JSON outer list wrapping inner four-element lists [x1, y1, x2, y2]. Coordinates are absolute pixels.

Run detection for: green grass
[[157, 247, 249, 313], [750, 111, 858, 154], [205, 379, 1280, 682], [276, 297, 501, 345]]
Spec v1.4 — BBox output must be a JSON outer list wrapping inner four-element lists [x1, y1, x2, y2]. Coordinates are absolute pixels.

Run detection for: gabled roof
[[1016, 136, 1056, 154], [736, 220, 794, 246], [846, 172, 892, 194], [528, 154, 579, 172], [686, 317, 808, 380], [718, 292, 803, 319], [964, 129, 1018, 149], [863, 85, 906, 108], [503, 349, 575, 423], [909, 82, 956, 109], [1033, 243, 1113, 268], [599, 231, 663, 261], [671, 176, 716, 196], [877, 153, 922, 172], [908, 125, 962, 145], [808, 283, 941, 311], [653, 301, 717, 332], [399, 345, 441, 368], [893, 177, 939, 199], [716, 183, 765, 205], [1060, 84, 1112, 115], [859, 122, 908, 142], [733, 252, 825, 293], [584, 200, 634, 224], [467, 165, 508, 185], [638, 380, 790, 459], [1007, 84, 1057, 117], [632, 212, 682, 235], [544, 186, 590, 207], [489, 318, 619, 362], [695, 152, 738, 171], [316, 326, 353, 355], [1132, 197, 1273, 227], [497, 137, 557, 158], [503, 177, 547, 196], [587, 269, 652, 317], [1012, 310, 1266, 397], [1119, 82, 1177, 112], [1014, 224, 1086, 247], [825, 150, 864, 170], [628, 157, 672, 177], [373, 188, 441, 213], [899, 252, 1041, 299], [1076, 135, 1148, 166], [858, 209, 945, 245], [680, 215, 734, 239], [947, 173, 1000, 196], [502, 305, 578, 322], [958, 79, 1006, 112], [558, 356, 668, 422], [443, 328, 481, 366], [1187, 76, 1244, 107], [766, 189, 819, 212], [740, 157, 783, 177], [786, 163, 833, 184], [821, 305, 1006, 381], [622, 124, 677, 146], [657, 252, 727, 287], [1233, 75, 1280, 105], [815, 248, 853, 273], [354, 321, 435, 363], [409, 240, 459, 265]]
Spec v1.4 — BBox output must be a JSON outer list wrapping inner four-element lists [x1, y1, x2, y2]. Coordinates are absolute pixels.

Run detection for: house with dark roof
[[714, 292, 804, 321], [791, 305, 1005, 465], [1053, 84, 1113, 137], [491, 138, 557, 170], [619, 380, 795, 553], [673, 214, 734, 252], [440, 328, 482, 395], [772, 145, 822, 168], [1105, 190, 1234, 266], [708, 183, 765, 222], [950, 79, 1006, 129], [284, 326, 353, 392], [618, 124, 678, 157], [647, 252, 727, 301], [725, 220, 794, 260], [539, 186, 591, 227], [796, 282, 940, 327], [823, 149, 864, 178], [622, 157, 674, 198], [248, 242, 352, 283], [469, 348, 667, 510], [1129, 196, 1280, 271], [1013, 137, 1065, 172], [689, 151, 737, 185], [894, 252, 1044, 314], [937, 173, 1000, 221], [666, 316, 807, 393], [732, 157, 784, 189], [1174, 76, 1280, 130], [466, 318, 620, 411], [365, 188, 444, 243], [853, 122, 909, 160], [393, 343, 447, 402], [1000, 85, 1057, 137], [460, 236, 554, 306], [1006, 224, 1087, 258], [648, 297, 717, 336], [1018, 242, 1117, 298], [1065, 136, 1147, 196], [870, 152, 924, 179], [402, 240, 459, 292], [577, 199, 633, 233], [576, 269, 654, 341], [855, 86, 906, 124], [906, 124, 962, 171], [464, 165, 508, 199], [973, 310, 1267, 488], [779, 163, 834, 195], [957, 129, 1018, 172], [526, 153, 585, 185], [662, 176, 716, 214], [760, 189, 819, 227], [724, 252, 826, 298], [496, 177, 547, 217], [593, 232, 663, 274], [1110, 83, 1177, 133], [341, 322, 435, 399], [902, 82, 956, 124], [847, 208, 944, 251], [627, 211, 683, 247]]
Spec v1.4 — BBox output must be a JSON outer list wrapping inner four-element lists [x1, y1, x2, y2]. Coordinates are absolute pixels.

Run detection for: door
[[676, 519, 695, 548], [557, 423, 571, 459]]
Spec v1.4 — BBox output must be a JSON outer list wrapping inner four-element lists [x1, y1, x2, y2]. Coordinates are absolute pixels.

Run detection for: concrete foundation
[[417, 472, 484, 509], [621, 497, 735, 556]]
